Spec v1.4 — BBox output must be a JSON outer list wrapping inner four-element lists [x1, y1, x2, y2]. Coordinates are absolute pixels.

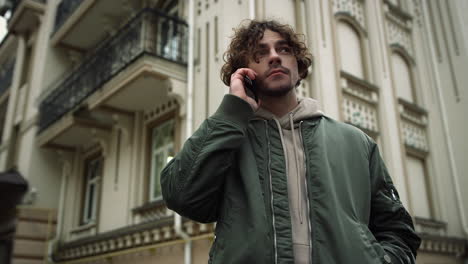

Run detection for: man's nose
[[268, 49, 282, 66]]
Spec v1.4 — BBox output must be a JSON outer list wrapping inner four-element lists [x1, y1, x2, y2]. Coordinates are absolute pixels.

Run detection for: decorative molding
[[414, 217, 447, 236], [413, 0, 423, 28], [143, 98, 179, 122], [383, 0, 413, 22], [386, 16, 414, 58], [332, 0, 366, 31], [340, 71, 379, 134], [398, 98, 429, 153], [54, 217, 215, 262], [70, 222, 97, 241], [91, 129, 110, 157], [419, 233, 467, 258], [132, 200, 174, 224]]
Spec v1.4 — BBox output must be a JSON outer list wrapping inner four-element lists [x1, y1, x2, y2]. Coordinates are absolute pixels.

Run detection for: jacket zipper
[[265, 120, 278, 264], [299, 121, 314, 263]]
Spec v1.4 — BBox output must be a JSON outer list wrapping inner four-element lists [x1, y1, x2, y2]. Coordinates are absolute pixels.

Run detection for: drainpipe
[[174, 0, 195, 264], [48, 158, 70, 262]]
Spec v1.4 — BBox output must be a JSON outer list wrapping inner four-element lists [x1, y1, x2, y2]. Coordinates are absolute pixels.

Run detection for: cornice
[[53, 217, 214, 262]]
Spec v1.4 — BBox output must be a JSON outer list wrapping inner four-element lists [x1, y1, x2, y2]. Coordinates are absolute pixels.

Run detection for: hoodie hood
[[254, 97, 324, 129]]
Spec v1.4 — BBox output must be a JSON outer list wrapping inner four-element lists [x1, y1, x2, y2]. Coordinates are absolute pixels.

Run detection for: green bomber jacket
[[161, 95, 421, 264]]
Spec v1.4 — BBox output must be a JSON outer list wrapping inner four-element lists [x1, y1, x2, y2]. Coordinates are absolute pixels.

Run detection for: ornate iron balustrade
[[39, 8, 188, 132], [53, 0, 82, 34], [0, 58, 15, 96]]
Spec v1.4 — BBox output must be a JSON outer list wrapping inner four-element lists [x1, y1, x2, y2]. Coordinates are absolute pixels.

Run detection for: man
[[161, 20, 420, 264]]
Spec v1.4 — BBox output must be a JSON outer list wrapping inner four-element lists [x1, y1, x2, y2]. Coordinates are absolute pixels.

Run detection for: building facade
[[0, 0, 467, 263]]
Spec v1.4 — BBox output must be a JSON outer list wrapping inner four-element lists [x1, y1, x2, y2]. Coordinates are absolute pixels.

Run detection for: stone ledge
[[53, 217, 214, 262], [418, 233, 467, 258]]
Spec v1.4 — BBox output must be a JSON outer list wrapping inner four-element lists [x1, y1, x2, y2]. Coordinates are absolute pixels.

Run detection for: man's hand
[[230, 68, 260, 110]]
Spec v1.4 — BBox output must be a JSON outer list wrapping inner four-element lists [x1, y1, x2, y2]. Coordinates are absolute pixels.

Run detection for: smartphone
[[243, 76, 258, 103]]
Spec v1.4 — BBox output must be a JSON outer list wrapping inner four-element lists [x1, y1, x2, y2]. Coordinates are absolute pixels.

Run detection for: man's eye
[[279, 47, 292, 54]]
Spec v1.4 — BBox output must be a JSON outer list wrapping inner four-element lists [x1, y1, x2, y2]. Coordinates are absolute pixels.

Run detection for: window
[[337, 21, 364, 79], [149, 119, 175, 201], [158, 0, 182, 61], [82, 156, 102, 224], [406, 155, 432, 218], [391, 53, 414, 103]]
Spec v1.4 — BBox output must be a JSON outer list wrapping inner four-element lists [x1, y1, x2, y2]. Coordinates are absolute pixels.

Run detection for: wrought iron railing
[[53, 0, 82, 34], [38, 8, 188, 132], [0, 58, 15, 96]]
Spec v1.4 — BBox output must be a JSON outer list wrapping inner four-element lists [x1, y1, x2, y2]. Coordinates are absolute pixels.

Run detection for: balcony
[[7, 0, 46, 34], [38, 8, 187, 148], [51, 0, 138, 50], [340, 71, 380, 137], [0, 58, 15, 97]]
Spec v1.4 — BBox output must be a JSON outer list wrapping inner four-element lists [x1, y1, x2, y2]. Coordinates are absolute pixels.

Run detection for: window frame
[[390, 49, 418, 104], [334, 14, 370, 81], [80, 152, 103, 226], [405, 152, 434, 219], [336, 19, 366, 79], [145, 111, 178, 202]]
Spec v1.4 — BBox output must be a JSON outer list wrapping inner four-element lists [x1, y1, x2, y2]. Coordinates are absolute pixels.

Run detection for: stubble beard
[[257, 78, 294, 97]]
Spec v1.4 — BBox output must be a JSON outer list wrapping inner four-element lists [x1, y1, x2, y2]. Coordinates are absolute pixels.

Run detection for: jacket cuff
[[383, 246, 402, 264], [212, 94, 254, 130]]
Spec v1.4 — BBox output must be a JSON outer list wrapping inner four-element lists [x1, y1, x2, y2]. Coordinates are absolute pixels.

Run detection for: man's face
[[247, 29, 300, 97]]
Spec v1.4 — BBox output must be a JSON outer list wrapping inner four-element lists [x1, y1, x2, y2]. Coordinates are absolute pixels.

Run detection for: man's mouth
[[267, 68, 289, 78]]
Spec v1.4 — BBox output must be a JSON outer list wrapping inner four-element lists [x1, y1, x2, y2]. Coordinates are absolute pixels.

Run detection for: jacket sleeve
[[160, 95, 253, 223], [368, 142, 421, 264]]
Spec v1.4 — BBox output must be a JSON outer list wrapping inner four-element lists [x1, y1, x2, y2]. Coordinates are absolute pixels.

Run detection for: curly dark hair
[[220, 20, 313, 87]]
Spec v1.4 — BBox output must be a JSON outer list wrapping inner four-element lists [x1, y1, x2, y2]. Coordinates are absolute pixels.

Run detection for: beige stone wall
[[417, 252, 464, 264], [0, 0, 467, 263], [64, 239, 211, 264]]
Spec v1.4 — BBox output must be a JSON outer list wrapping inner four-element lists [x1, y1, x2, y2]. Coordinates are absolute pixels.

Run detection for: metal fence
[[38, 8, 188, 132]]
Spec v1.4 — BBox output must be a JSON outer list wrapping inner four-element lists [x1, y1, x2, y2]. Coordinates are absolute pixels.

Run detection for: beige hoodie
[[255, 97, 323, 264]]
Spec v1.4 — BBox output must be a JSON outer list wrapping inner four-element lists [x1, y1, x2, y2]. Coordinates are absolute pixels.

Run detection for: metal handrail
[[38, 8, 188, 132]]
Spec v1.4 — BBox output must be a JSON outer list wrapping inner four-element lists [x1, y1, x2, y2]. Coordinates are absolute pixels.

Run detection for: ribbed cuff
[[212, 94, 254, 130]]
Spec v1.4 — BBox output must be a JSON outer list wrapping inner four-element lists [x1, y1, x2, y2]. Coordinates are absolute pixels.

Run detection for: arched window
[[337, 21, 364, 79], [391, 53, 414, 102]]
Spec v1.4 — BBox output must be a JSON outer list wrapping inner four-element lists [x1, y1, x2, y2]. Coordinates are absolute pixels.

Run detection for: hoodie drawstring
[[290, 113, 303, 224]]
